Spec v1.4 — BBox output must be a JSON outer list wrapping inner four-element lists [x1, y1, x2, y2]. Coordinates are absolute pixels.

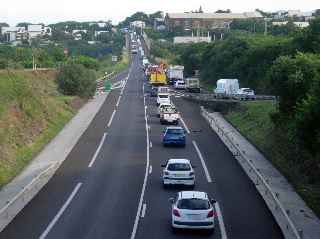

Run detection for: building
[[94, 30, 109, 37], [272, 21, 310, 28], [130, 21, 146, 29], [286, 10, 303, 17], [173, 36, 212, 44], [153, 18, 166, 30], [1, 26, 27, 43], [165, 11, 263, 30], [27, 24, 43, 39]]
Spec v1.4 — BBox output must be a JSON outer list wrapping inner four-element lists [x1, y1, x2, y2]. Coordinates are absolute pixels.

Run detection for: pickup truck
[[160, 107, 179, 125]]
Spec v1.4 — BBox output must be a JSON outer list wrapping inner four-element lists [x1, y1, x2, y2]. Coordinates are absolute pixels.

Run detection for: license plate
[[188, 214, 202, 220]]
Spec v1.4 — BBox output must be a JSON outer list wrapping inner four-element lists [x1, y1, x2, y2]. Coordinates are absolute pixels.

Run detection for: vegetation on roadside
[[225, 101, 320, 216], [0, 70, 83, 187]]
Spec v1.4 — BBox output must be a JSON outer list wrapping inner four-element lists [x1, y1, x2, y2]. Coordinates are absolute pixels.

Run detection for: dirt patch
[[68, 97, 86, 110]]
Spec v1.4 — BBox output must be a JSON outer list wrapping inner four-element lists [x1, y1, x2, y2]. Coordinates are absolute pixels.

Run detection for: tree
[[56, 62, 96, 98]]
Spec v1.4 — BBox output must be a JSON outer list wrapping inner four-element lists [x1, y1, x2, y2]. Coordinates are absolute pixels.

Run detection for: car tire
[[163, 183, 168, 189], [206, 228, 215, 235], [171, 226, 178, 234]]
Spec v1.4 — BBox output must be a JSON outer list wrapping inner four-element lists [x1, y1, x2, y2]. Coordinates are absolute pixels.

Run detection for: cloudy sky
[[1, 0, 319, 26]]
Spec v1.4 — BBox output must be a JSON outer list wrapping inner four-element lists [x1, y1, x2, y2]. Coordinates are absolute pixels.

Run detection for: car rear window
[[167, 129, 184, 134], [177, 198, 210, 210], [167, 163, 190, 171], [159, 95, 169, 98]]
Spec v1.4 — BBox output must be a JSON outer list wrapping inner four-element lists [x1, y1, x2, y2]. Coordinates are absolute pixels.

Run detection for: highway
[[0, 47, 283, 239]]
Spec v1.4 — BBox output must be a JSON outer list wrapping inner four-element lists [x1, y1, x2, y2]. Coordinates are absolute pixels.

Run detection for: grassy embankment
[[225, 101, 320, 216], [0, 70, 83, 188]]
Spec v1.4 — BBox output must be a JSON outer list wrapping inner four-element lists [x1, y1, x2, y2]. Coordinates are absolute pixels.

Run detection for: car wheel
[[206, 228, 215, 235], [189, 184, 195, 189], [163, 183, 168, 189], [172, 227, 178, 234]]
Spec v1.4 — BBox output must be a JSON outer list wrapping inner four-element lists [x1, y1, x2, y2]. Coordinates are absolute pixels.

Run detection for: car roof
[[168, 158, 190, 164], [179, 191, 208, 200], [166, 126, 183, 130]]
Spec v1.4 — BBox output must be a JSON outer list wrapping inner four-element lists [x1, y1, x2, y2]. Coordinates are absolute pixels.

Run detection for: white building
[[130, 21, 146, 29], [174, 36, 211, 44], [294, 22, 310, 28], [287, 10, 303, 17], [94, 30, 109, 37], [1, 26, 26, 42], [27, 24, 43, 39]]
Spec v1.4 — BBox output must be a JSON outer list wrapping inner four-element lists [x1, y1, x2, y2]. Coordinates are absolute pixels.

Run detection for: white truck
[[214, 79, 239, 98], [185, 78, 201, 93], [167, 65, 184, 85]]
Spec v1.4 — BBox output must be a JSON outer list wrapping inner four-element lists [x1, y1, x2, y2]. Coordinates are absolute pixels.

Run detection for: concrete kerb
[[200, 106, 320, 239], [0, 91, 109, 233]]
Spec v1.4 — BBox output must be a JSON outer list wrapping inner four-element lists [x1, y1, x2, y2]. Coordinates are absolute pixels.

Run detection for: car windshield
[[167, 129, 184, 134], [159, 95, 169, 99], [177, 198, 210, 210], [167, 163, 190, 171]]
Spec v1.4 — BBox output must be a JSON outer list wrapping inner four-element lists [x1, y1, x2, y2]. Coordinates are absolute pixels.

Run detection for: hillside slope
[[0, 70, 83, 187]]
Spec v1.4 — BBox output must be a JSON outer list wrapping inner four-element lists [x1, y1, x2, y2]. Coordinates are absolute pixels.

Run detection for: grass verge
[[0, 70, 83, 188], [225, 101, 320, 217]]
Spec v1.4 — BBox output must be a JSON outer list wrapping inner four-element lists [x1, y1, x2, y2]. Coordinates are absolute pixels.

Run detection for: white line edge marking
[[141, 203, 147, 218], [88, 133, 107, 168], [149, 141, 152, 148], [215, 202, 228, 239], [192, 140, 212, 183], [130, 97, 150, 239], [39, 183, 83, 239], [179, 116, 191, 134], [107, 110, 117, 128], [149, 165, 152, 174], [116, 95, 122, 107]]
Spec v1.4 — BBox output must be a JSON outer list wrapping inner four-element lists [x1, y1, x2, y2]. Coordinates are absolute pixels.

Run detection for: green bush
[[56, 62, 96, 98]]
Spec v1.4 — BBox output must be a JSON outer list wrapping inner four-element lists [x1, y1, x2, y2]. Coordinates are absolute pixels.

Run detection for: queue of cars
[[131, 34, 217, 233], [146, 79, 216, 233]]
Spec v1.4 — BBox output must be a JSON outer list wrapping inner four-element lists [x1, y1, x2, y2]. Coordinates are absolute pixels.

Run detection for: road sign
[[112, 55, 118, 62]]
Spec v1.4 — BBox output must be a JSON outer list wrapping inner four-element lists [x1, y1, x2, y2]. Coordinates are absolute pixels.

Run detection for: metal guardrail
[[0, 162, 61, 232], [201, 106, 303, 239], [184, 93, 276, 102]]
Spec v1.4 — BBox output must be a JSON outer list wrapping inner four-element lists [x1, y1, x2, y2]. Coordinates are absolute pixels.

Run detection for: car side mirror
[[161, 164, 166, 167], [169, 198, 175, 204], [211, 199, 217, 204]]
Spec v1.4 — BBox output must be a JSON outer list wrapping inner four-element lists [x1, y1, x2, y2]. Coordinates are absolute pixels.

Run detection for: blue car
[[162, 126, 186, 147]]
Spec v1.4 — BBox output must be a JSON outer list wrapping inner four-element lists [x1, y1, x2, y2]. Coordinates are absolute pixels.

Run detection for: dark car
[[162, 126, 186, 147], [150, 87, 157, 97]]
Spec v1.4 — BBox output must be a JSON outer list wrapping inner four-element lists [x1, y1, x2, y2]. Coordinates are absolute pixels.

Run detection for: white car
[[157, 103, 175, 117], [237, 88, 255, 96], [162, 159, 195, 187], [174, 80, 186, 90], [157, 93, 170, 106], [169, 191, 216, 232]]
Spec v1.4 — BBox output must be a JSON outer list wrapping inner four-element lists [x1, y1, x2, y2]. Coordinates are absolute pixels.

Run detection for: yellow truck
[[150, 72, 167, 85]]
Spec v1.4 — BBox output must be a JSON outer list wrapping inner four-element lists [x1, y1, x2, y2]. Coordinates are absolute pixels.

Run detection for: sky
[[1, 0, 319, 26]]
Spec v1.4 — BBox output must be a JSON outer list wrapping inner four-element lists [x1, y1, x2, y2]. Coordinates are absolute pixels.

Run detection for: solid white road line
[[141, 203, 147, 218], [215, 202, 228, 239], [179, 116, 191, 134], [192, 140, 213, 183], [116, 95, 122, 107], [39, 183, 83, 239], [149, 165, 152, 174], [107, 110, 116, 128], [88, 133, 107, 168], [130, 100, 150, 239], [149, 141, 152, 148]]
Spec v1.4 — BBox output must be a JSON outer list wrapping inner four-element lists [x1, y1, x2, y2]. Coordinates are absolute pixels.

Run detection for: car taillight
[[207, 209, 215, 218], [189, 172, 194, 176], [172, 209, 181, 217]]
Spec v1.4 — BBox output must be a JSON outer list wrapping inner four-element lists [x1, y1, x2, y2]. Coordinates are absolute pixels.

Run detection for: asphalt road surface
[[0, 45, 283, 239]]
